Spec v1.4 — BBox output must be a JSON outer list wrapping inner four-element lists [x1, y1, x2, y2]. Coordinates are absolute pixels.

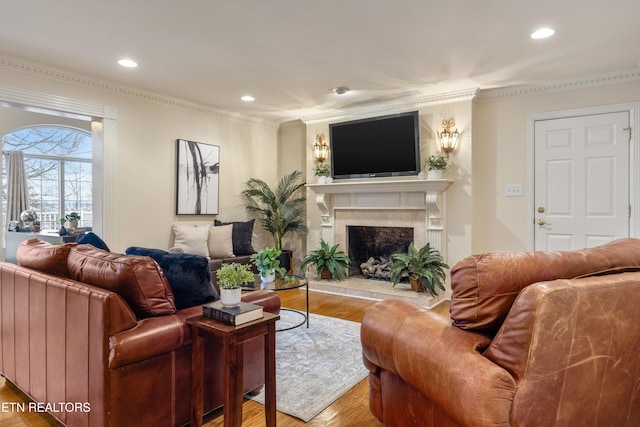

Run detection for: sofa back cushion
[[67, 245, 177, 318], [125, 247, 219, 310], [450, 238, 640, 334], [16, 238, 77, 278]]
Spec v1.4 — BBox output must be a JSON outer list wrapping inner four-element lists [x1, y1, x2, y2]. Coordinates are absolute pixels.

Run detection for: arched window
[[2, 125, 92, 230]]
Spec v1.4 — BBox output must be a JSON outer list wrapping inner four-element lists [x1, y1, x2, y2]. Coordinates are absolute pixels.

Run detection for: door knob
[[537, 206, 545, 213], [537, 219, 552, 226]]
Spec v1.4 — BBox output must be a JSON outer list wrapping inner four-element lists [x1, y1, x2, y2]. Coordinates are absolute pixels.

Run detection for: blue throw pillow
[[125, 247, 218, 309], [76, 231, 110, 252]]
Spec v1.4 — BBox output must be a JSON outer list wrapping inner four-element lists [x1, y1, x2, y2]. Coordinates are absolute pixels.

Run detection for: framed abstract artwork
[[176, 139, 220, 215]]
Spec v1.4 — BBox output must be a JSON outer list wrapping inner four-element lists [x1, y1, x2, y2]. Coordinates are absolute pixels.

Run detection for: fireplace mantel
[[307, 178, 453, 252]]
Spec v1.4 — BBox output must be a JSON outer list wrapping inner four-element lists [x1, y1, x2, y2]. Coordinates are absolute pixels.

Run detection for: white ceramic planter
[[219, 287, 242, 307], [428, 169, 443, 179], [260, 270, 276, 283]]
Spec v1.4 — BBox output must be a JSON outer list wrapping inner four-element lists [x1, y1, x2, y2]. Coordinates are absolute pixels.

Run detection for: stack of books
[[203, 301, 264, 326]]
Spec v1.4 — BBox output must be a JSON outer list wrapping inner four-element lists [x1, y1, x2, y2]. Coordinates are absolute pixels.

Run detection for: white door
[[534, 111, 630, 251]]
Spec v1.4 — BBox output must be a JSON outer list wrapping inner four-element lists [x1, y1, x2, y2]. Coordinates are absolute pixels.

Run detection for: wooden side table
[[187, 312, 279, 427]]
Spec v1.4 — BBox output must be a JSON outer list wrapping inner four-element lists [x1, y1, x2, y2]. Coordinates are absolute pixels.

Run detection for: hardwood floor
[[0, 289, 450, 427]]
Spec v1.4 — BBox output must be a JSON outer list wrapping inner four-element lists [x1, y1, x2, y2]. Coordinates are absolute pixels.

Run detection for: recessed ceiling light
[[531, 28, 555, 40], [241, 95, 255, 102], [332, 86, 350, 95], [118, 58, 138, 68]]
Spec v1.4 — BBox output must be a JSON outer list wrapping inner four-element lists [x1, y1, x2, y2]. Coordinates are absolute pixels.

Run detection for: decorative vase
[[69, 219, 78, 230], [219, 287, 242, 307], [320, 267, 332, 280], [260, 270, 276, 283], [58, 226, 67, 236], [326, 176, 333, 183], [428, 170, 443, 179], [317, 176, 327, 184], [418, 171, 426, 179]]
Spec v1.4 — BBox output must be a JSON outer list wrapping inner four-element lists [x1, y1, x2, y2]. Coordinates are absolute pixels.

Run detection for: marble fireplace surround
[[307, 178, 453, 307], [307, 178, 453, 256]]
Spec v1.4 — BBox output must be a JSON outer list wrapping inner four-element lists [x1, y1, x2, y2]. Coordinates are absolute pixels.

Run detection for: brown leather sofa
[[0, 239, 280, 426], [361, 238, 640, 426]]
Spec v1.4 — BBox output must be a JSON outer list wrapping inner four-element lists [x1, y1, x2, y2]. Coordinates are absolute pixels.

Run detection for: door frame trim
[[527, 102, 640, 250]]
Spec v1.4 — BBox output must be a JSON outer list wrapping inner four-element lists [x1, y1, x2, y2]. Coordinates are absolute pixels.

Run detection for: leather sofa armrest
[[109, 314, 190, 369], [361, 300, 516, 426], [242, 289, 281, 314]]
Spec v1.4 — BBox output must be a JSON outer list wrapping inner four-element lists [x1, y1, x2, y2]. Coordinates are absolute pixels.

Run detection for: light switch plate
[[505, 184, 523, 197]]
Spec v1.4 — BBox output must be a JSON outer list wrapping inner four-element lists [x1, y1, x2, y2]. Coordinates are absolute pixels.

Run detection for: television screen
[[329, 111, 420, 179]]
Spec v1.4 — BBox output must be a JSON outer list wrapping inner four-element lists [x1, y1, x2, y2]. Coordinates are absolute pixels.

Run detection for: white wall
[[1, 66, 279, 254], [472, 79, 640, 254]]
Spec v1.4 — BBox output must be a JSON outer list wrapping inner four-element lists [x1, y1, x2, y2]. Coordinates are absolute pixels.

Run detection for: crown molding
[[476, 69, 640, 101], [299, 88, 479, 124], [0, 55, 279, 129]]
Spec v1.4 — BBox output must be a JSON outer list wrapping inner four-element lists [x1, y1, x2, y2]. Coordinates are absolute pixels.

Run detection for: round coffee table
[[242, 274, 309, 331]]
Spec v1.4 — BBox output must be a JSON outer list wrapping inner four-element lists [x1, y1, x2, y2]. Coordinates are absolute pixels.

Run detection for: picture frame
[[176, 139, 220, 215]]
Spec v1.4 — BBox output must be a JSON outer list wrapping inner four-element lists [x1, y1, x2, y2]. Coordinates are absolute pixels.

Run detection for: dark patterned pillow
[[214, 219, 256, 256], [125, 247, 218, 310]]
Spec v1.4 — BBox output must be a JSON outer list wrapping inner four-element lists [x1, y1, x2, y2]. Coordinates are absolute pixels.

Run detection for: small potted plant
[[65, 212, 81, 230], [389, 242, 449, 296], [314, 163, 331, 184], [300, 239, 351, 280], [250, 246, 282, 282], [216, 262, 254, 306], [425, 155, 448, 179]]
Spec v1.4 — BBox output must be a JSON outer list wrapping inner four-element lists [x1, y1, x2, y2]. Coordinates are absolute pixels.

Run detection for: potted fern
[[389, 242, 449, 296], [300, 239, 351, 280], [216, 263, 254, 306]]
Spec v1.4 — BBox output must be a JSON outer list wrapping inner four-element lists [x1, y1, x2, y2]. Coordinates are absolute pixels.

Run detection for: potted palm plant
[[250, 246, 282, 282], [242, 170, 308, 271], [216, 262, 254, 306], [300, 239, 351, 280], [389, 242, 449, 296]]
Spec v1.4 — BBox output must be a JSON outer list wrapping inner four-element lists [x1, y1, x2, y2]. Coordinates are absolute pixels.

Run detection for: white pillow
[[208, 224, 234, 259], [172, 224, 210, 257]]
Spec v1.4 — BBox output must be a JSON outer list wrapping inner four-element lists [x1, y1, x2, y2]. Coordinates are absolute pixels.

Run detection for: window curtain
[[5, 150, 29, 226]]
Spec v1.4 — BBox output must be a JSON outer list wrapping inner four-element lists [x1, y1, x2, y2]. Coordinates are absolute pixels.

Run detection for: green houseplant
[[300, 239, 351, 280], [242, 170, 308, 271], [389, 242, 449, 296], [216, 262, 254, 306], [250, 246, 282, 282], [425, 155, 448, 179]]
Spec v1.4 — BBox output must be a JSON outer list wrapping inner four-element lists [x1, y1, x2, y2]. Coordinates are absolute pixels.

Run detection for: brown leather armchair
[[361, 238, 640, 426]]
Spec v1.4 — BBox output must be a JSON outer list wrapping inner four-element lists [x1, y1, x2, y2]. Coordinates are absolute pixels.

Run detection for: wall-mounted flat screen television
[[329, 111, 420, 179]]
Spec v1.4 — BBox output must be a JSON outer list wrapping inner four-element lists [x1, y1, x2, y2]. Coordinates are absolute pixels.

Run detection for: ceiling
[[1, 0, 639, 123]]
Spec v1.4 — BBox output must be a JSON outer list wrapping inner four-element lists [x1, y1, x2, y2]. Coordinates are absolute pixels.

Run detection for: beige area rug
[[247, 311, 368, 422]]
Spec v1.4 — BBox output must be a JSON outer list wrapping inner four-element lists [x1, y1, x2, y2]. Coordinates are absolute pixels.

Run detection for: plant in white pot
[[313, 162, 331, 184], [425, 155, 448, 179], [250, 246, 282, 282], [216, 262, 254, 307]]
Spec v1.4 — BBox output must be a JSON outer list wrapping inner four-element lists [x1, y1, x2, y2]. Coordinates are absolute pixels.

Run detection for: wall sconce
[[313, 133, 329, 162], [437, 118, 459, 155]]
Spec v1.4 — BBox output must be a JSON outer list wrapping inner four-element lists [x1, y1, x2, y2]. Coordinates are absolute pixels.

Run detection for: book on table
[[202, 301, 264, 326]]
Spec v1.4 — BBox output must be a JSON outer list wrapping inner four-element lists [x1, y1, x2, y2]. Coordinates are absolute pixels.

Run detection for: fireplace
[[347, 225, 414, 278]]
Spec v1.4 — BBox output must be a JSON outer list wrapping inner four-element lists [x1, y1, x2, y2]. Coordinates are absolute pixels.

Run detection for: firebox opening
[[347, 225, 414, 280]]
